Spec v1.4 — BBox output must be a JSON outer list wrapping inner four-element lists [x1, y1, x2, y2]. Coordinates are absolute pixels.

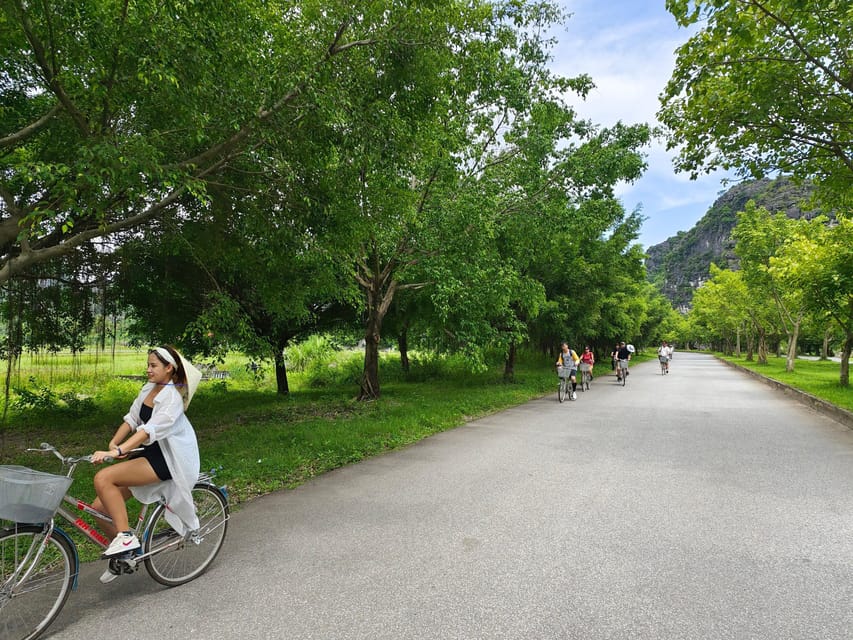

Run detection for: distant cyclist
[[580, 346, 595, 380], [616, 341, 631, 381], [610, 343, 620, 372], [556, 342, 580, 400], [657, 341, 672, 374]]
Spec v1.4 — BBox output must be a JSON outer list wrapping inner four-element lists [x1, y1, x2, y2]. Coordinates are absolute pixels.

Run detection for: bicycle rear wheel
[[144, 483, 229, 587], [0, 524, 75, 640]]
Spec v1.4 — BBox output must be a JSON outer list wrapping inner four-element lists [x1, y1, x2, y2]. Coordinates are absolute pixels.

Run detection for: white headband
[[155, 347, 177, 367]]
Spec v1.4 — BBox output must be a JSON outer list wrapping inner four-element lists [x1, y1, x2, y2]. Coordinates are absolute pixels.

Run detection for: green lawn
[[714, 353, 853, 413]]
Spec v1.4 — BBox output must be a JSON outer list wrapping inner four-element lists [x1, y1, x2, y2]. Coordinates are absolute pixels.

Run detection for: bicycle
[[557, 366, 572, 402], [579, 363, 592, 391], [616, 359, 629, 386], [659, 355, 669, 375], [0, 442, 229, 640]]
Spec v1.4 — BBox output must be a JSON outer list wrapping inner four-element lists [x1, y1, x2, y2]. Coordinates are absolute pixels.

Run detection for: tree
[[776, 217, 853, 385], [689, 265, 752, 356], [114, 163, 355, 395], [422, 113, 651, 379], [660, 0, 853, 208], [0, 1, 448, 283], [318, 1, 619, 399], [732, 202, 810, 371]]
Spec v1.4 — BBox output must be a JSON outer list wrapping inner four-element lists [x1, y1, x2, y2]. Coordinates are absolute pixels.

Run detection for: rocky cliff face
[[645, 177, 815, 310]]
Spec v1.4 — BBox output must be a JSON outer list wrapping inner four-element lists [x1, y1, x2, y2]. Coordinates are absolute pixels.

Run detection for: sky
[[549, 0, 734, 249]]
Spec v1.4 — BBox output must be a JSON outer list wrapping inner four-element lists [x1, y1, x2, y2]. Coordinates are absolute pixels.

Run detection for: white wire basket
[[0, 465, 72, 523], [579, 363, 592, 372]]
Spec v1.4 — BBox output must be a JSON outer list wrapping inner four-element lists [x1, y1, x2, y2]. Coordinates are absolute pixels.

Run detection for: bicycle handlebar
[[27, 442, 117, 464]]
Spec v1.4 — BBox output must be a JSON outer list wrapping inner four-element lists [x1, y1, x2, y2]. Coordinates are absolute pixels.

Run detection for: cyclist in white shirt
[[657, 341, 672, 374]]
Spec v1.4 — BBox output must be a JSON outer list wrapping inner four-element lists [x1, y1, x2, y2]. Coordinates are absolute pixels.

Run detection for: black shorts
[[130, 441, 172, 481]]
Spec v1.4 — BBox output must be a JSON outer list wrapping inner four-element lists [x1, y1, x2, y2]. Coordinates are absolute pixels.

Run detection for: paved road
[[48, 353, 853, 639]]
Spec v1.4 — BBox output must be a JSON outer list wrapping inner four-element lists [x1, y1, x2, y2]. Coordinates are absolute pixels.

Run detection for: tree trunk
[[274, 347, 290, 395], [357, 261, 398, 400], [785, 319, 801, 373], [821, 328, 831, 360], [735, 326, 741, 358], [360, 314, 382, 400], [398, 323, 410, 373], [503, 341, 516, 380], [840, 331, 852, 388], [757, 327, 768, 365]]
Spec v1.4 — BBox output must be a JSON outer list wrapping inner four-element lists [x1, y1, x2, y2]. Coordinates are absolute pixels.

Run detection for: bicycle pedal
[[111, 551, 140, 572]]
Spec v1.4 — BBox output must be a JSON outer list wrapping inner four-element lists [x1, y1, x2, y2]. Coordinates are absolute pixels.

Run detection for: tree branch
[[14, 0, 90, 135], [0, 104, 61, 149]]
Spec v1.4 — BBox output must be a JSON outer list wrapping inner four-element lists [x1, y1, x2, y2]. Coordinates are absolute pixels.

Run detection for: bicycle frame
[[4, 445, 195, 593], [54, 493, 151, 551]]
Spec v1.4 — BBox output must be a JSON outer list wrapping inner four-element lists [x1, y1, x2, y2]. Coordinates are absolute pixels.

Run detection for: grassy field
[[713, 352, 853, 413]]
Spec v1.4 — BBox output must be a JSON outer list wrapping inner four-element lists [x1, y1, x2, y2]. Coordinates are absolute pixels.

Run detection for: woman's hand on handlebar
[[92, 449, 121, 464]]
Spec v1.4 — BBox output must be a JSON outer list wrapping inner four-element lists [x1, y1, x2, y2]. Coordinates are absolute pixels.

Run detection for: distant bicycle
[[557, 366, 574, 402], [659, 355, 669, 375], [616, 359, 629, 386], [0, 443, 229, 640], [579, 363, 592, 391]]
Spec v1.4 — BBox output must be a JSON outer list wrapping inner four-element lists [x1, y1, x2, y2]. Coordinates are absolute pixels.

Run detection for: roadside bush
[[286, 335, 341, 373], [12, 377, 57, 411], [404, 351, 488, 382], [12, 377, 98, 419], [304, 351, 363, 388]]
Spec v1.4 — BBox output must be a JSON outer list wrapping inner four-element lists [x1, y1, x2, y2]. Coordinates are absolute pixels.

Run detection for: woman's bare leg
[[93, 458, 159, 534], [91, 488, 132, 539]]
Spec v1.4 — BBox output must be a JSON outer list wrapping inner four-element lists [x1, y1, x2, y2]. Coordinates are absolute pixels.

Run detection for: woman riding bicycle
[[580, 346, 595, 379], [91, 345, 201, 583]]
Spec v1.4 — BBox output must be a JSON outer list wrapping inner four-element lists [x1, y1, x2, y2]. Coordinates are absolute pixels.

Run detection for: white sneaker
[[99, 566, 120, 584], [103, 532, 140, 557], [571, 392, 577, 400]]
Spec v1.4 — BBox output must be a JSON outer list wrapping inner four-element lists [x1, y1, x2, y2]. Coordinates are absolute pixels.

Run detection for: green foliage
[[659, 0, 853, 209], [302, 352, 363, 390], [11, 378, 57, 412], [11, 377, 96, 418], [402, 352, 482, 383], [285, 335, 342, 374]]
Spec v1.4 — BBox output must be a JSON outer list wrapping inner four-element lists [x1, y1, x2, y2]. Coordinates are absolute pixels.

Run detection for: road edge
[[715, 356, 853, 432]]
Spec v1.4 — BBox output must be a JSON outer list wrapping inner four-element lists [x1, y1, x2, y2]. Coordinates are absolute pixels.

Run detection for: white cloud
[[547, 1, 732, 247]]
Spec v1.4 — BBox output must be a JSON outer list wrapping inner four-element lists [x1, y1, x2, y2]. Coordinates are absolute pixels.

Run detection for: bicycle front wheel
[[144, 483, 229, 587], [558, 378, 567, 403], [0, 524, 75, 640]]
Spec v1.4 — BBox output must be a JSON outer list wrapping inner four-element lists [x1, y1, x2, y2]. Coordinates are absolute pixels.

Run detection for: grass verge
[[714, 353, 853, 413]]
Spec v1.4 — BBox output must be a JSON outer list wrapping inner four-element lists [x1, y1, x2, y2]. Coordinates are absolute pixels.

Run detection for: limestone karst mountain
[[645, 176, 817, 310]]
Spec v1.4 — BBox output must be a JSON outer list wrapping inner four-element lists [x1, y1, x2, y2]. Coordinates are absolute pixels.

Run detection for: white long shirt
[[123, 383, 200, 535]]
